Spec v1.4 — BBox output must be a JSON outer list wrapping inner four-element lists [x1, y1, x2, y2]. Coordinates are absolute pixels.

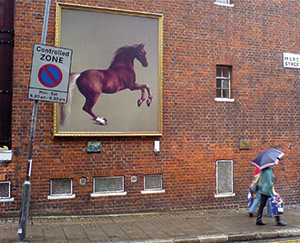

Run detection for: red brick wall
[[1, 0, 300, 216]]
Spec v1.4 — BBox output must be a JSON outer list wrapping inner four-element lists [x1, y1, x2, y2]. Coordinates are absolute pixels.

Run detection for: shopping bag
[[250, 184, 258, 194], [268, 195, 284, 215], [251, 173, 260, 194], [247, 188, 253, 206]]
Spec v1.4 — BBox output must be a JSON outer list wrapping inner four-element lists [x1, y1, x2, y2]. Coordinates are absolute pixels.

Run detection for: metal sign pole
[[17, 0, 51, 241]]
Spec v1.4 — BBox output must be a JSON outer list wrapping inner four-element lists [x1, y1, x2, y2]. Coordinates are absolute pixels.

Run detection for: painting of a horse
[[60, 43, 152, 126]]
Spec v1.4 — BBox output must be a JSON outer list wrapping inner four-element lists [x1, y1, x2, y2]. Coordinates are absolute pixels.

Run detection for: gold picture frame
[[54, 3, 163, 136]]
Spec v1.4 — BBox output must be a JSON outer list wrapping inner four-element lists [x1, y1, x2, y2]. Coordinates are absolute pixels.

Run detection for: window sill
[[91, 191, 127, 197], [214, 2, 234, 7], [214, 193, 235, 198], [0, 197, 14, 202], [214, 98, 235, 102], [47, 194, 76, 200], [141, 189, 165, 194]]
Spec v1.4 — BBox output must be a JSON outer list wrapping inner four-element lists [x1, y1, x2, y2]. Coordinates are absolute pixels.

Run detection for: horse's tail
[[59, 73, 81, 126]]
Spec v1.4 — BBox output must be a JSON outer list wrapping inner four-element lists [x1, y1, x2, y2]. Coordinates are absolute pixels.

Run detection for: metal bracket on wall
[[0, 28, 14, 46], [0, 89, 12, 94], [0, 29, 14, 34]]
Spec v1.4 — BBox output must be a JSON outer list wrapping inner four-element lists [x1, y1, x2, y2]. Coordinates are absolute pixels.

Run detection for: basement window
[[214, 0, 234, 7], [215, 160, 235, 197], [141, 174, 165, 194], [0, 181, 14, 201], [91, 176, 127, 197], [48, 179, 75, 200]]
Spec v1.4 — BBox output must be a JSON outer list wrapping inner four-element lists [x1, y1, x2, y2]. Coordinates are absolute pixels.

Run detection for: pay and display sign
[[28, 44, 73, 103]]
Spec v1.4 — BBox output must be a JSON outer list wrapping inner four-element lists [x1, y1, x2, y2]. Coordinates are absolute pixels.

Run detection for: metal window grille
[[144, 174, 163, 191], [50, 179, 72, 196], [94, 176, 124, 193], [0, 181, 11, 199], [216, 66, 231, 98], [216, 160, 233, 195]]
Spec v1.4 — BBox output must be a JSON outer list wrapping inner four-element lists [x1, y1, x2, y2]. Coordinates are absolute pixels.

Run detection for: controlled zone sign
[[28, 43, 73, 103]]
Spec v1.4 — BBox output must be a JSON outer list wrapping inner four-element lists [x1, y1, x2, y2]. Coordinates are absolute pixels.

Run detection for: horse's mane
[[109, 44, 139, 68]]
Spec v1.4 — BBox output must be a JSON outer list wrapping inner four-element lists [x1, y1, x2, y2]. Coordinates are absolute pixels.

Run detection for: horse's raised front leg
[[145, 85, 153, 107], [138, 89, 146, 107], [129, 84, 153, 107], [82, 93, 107, 125]]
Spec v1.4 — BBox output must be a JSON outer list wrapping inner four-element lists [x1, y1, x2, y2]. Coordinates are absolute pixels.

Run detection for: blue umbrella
[[251, 148, 284, 170]]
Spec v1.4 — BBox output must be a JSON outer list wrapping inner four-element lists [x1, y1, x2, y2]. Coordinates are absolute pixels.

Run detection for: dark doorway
[[0, 0, 14, 148]]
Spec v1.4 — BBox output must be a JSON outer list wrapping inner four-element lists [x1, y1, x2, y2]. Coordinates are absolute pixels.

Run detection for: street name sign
[[283, 52, 300, 69], [28, 43, 73, 103]]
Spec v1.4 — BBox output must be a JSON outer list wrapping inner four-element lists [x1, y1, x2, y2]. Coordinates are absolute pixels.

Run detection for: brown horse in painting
[[60, 43, 152, 126]]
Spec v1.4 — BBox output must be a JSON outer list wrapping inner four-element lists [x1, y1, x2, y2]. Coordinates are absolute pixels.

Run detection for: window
[[0, 181, 14, 201], [141, 174, 165, 194], [48, 178, 75, 199], [215, 160, 235, 197], [91, 176, 127, 197], [216, 66, 234, 101], [216, 0, 229, 3], [214, 0, 234, 7]]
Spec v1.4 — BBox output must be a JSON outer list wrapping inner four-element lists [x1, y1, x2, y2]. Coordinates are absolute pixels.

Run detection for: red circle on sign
[[38, 64, 63, 88]]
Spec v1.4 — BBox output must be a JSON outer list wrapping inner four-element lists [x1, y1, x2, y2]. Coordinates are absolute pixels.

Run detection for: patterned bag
[[247, 188, 253, 206], [268, 195, 284, 215]]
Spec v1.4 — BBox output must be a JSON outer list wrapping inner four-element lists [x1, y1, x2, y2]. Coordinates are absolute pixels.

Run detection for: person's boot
[[256, 213, 266, 225], [275, 216, 287, 226]]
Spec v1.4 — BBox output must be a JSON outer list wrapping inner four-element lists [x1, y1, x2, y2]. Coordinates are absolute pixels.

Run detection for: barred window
[[48, 179, 75, 199], [144, 174, 162, 190], [141, 174, 165, 194], [93, 176, 125, 194], [0, 181, 11, 199], [215, 0, 230, 4], [215, 0, 234, 6]]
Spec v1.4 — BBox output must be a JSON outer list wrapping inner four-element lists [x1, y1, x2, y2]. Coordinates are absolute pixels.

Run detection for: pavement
[[1, 204, 300, 243]]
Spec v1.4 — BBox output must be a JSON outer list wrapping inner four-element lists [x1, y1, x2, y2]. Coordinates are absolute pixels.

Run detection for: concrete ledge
[[228, 233, 256, 242], [145, 240, 173, 243], [279, 228, 300, 238], [173, 238, 199, 243], [255, 231, 279, 240], [198, 234, 228, 243]]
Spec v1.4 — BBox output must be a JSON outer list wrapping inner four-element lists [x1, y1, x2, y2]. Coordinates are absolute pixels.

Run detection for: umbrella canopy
[[251, 148, 284, 170]]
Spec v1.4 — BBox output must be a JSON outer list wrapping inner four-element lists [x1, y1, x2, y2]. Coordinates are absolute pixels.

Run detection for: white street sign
[[283, 52, 300, 69], [28, 43, 73, 103]]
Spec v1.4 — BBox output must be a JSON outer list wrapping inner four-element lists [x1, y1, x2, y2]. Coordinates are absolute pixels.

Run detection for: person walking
[[256, 167, 287, 226], [249, 167, 273, 217]]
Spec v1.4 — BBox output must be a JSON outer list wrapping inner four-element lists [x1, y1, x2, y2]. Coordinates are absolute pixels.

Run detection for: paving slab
[[100, 223, 131, 242], [81, 223, 112, 242], [42, 225, 67, 242], [118, 222, 150, 241], [62, 224, 89, 241]]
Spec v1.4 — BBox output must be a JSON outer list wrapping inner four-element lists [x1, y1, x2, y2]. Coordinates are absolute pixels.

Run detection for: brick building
[[1, 0, 300, 217]]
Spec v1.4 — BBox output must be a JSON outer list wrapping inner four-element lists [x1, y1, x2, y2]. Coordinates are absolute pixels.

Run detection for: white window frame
[[48, 178, 75, 200], [215, 66, 235, 102], [91, 176, 127, 197], [214, 0, 234, 7], [0, 181, 14, 201], [141, 174, 165, 194], [215, 160, 235, 198]]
